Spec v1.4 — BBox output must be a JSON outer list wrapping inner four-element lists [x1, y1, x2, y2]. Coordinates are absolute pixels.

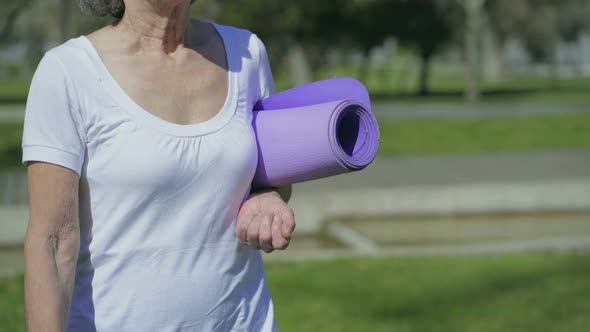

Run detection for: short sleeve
[[255, 35, 276, 100], [21, 51, 86, 175]]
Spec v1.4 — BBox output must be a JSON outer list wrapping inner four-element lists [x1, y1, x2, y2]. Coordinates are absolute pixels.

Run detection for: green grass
[[311, 61, 590, 104], [0, 80, 30, 104], [0, 274, 24, 332], [2, 113, 590, 172], [2, 253, 589, 331], [4, 71, 590, 106], [376, 112, 590, 157], [0, 122, 24, 171], [266, 253, 590, 332]]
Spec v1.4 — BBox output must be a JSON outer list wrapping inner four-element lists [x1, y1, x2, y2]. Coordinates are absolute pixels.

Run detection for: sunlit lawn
[[267, 253, 590, 332], [376, 112, 590, 157], [2, 253, 589, 332], [2, 112, 590, 171], [3, 73, 590, 105], [0, 81, 30, 104], [313, 65, 590, 104]]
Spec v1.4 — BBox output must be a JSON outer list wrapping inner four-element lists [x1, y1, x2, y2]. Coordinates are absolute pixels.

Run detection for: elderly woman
[[21, 0, 295, 330]]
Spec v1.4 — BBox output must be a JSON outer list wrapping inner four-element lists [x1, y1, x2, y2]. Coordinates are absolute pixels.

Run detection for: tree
[[204, 0, 350, 86], [0, 0, 33, 43], [521, 3, 559, 64], [482, 0, 529, 81], [394, 1, 452, 96], [340, 0, 453, 95], [457, 0, 486, 102], [555, 0, 590, 43], [198, 0, 453, 93]]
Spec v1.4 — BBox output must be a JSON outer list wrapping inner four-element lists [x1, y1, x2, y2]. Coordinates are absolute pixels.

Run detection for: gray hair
[[78, 0, 196, 19], [78, 0, 125, 19]]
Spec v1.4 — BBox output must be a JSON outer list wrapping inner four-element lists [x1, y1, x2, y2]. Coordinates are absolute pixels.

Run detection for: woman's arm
[[240, 183, 295, 252], [24, 161, 81, 332], [250, 183, 292, 203]]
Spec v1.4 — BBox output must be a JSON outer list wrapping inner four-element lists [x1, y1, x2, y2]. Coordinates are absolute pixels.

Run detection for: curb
[[289, 178, 590, 234], [0, 205, 28, 246], [2, 178, 590, 246]]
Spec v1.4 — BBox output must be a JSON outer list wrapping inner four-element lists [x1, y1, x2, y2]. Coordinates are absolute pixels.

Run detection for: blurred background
[[1, 0, 590, 331]]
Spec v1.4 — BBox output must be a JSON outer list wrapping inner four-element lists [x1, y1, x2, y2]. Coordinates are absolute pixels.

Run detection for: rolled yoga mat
[[251, 78, 380, 189], [254, 77, 372, 112]]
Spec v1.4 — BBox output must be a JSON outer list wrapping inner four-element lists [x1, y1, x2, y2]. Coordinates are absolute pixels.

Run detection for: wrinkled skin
[[236, 189, 296, 253]]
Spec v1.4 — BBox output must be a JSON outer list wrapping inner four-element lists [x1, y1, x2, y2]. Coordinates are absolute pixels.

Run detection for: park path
[[2, 149, 589, 205], [2, 83, 589, 274], [294, 149, 590, 192], [0, 105, 25, 122]]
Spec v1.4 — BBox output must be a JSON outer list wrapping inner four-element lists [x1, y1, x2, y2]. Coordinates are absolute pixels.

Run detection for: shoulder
[[32, 36, 91, 91], [31, 38, 85, 88], [28, 37, 95, 121], [42, 37, 89, 69]]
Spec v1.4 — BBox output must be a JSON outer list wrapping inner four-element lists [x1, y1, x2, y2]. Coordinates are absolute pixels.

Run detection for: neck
[[116, 0, 192, 54]]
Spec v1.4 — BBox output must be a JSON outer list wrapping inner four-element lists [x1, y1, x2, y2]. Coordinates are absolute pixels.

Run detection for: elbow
[[48, 223, 80, 266], [25, 219, 80, 265]]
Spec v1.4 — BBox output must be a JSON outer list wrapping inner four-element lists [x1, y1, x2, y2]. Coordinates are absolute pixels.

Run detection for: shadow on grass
[[0, 145, 23, 171], [0, 123, 24, 171], [0, 97, 27, 105]]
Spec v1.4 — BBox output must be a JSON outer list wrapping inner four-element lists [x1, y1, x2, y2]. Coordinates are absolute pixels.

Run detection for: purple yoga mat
[[251, 78, 380, 189], [254, 77, 372, 112]]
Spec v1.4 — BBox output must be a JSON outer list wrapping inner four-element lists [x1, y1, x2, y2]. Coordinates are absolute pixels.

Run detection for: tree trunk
[[463, 0, 485, 103], [59, 0, 71, 42], [358, 50, 372, 85], [482, 11, 503, 81], [287, 42, 313, 86], [0, 1, 33, 41], [418, 52, 431, 96]]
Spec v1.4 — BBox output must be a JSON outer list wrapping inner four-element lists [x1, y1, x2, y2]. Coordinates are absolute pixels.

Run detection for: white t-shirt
[[22, 22, 277, 332]]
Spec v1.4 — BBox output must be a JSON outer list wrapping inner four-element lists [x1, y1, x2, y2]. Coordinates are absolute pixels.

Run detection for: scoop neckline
[[79, 21, 237, 137]]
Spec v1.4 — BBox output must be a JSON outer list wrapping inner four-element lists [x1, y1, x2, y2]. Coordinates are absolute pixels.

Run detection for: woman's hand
[[236, 188, 296, 253]]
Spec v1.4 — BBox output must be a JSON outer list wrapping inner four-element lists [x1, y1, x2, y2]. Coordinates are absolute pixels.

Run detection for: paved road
[[4, 232, 589, 275], [3, 149, 590, 275], [3, 149, 589, 202], [2, 149, 589, 202], [3, 102, 590, 122], [294, 149, 590, 192], [0, 105, 24, 122]]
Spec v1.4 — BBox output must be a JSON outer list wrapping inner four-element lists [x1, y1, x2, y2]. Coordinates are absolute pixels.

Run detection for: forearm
[[24, 225, 79, 332]]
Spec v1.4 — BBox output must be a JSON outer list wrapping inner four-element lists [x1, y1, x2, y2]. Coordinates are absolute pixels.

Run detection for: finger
[[236, 213, 255, 245], [259, 215, 274, 253], [271, 215, 289, 250], [281, 208, 296, 240], [246, 215, 261, 249]]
